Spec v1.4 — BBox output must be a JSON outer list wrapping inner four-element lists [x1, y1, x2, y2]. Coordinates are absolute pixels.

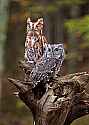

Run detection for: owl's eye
[[44, 47, 46, 51], [59, 49, 62, 51], [48, 48, 51, 52], [36, 25, 39, 28], [55, 48, 58, 51]]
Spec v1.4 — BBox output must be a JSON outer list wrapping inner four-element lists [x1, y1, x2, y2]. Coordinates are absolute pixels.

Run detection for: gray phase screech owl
[[30, 43, 65, 87]]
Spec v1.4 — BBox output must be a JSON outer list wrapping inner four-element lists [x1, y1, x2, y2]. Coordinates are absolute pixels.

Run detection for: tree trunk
[[0, 0, 10, 109], [54, 8, 64, 44], [9, 71, 89, 125]]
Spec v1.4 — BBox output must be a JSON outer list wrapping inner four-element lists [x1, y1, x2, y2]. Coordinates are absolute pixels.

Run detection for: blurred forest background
[[1, 0, 89, 125]]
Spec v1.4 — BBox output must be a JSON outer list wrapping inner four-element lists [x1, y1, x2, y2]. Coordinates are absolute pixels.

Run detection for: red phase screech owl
[[25, 17, 47, 63]]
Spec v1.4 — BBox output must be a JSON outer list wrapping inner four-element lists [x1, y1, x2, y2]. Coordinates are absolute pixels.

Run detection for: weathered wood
[[8, 71, 89, 125]]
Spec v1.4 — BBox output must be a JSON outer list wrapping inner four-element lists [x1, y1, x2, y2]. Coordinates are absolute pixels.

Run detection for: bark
[[8, 68, 89, 125]]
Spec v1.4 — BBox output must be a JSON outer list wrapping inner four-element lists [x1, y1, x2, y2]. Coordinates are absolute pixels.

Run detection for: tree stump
[[8, 71, 89, 125]]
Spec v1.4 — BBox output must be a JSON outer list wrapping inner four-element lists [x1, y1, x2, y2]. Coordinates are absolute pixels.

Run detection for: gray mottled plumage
[[30, 44, 65, 86]]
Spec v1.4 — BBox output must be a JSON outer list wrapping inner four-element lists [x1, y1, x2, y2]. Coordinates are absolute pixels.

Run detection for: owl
[[30, 43, 64, 87], [43, 44, 64, 59], [25, 17, 47, 62]]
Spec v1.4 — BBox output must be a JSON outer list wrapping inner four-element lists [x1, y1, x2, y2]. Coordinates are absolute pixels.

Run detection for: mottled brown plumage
[[25, 18, 47, 62]]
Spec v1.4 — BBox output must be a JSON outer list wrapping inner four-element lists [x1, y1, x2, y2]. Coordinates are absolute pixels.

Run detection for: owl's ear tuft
[[27, 17, 31, 23]]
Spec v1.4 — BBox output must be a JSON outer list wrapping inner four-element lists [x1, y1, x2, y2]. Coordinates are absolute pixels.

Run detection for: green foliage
[[65, 15, 89, 48], [65, 15, 89, 34], [65, 19, 79, 32]]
